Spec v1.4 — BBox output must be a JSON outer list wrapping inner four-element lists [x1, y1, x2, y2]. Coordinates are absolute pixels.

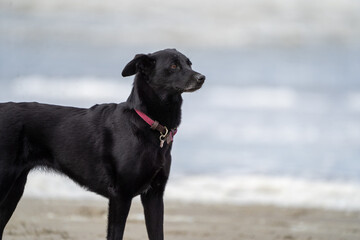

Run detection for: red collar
[[135, 109, 177, 148]]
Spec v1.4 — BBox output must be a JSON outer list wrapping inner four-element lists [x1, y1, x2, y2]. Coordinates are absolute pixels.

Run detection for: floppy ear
[[121, 54, 155, 77]]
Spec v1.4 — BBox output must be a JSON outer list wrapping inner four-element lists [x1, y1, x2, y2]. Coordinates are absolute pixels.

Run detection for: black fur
[[0, 49, 205, 240]]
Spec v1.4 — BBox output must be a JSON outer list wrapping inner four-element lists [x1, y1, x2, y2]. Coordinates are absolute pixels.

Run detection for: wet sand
[[4, 198, 360, 240]]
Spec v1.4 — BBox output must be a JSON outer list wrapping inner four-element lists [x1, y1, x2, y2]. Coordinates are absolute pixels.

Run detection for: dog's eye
[[170, 64, 178, 70]]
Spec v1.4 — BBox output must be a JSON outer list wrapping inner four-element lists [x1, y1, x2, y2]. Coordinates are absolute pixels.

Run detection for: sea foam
[[24, 171, 360, 211]]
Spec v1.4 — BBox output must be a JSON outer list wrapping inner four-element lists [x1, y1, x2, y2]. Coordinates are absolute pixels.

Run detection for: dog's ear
[[122, 54, 155, 77]]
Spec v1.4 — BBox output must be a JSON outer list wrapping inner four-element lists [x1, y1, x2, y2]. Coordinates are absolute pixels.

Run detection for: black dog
[[0, 49, 205, 240]]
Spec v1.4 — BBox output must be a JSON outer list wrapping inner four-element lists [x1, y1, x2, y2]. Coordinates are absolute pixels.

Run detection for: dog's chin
[[182, 87, 201, 93], [180, 83, 203, 93]]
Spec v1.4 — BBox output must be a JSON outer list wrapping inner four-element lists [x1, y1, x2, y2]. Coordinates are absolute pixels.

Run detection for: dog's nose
[[194, 74, 206, 83]]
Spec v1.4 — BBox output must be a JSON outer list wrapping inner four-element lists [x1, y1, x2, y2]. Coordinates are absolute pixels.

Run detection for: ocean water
[[1, 0, 360, 210]]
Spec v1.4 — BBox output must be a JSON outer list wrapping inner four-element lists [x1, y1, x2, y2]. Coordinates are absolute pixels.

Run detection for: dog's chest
[[112, 145, 170, 196], [135, 150, 168, 193]]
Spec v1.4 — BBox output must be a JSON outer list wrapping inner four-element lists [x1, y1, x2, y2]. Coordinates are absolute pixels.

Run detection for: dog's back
[[0, 102, 114, 196], [0, 102, 85, 164]]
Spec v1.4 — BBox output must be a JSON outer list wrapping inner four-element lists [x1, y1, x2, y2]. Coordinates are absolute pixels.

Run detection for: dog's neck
[[127, 76, 183, 129]]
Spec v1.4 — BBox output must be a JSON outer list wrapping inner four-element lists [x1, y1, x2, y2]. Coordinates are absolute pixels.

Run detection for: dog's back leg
[[0, 170, 29, 240]]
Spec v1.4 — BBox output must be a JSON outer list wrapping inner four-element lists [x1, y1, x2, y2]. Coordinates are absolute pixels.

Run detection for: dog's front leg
[[107, 196, 132, 240], [141, 188, 164, 240]]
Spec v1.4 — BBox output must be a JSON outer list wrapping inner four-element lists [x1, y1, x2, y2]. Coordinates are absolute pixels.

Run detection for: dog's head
[[122, 49, 205, 94]]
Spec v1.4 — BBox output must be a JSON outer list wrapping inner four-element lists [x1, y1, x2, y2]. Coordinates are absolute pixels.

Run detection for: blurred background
[[1, 0, 360, 210]]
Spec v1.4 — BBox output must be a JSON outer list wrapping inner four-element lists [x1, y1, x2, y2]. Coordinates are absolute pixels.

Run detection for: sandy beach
[[3, 198, 360, 240]]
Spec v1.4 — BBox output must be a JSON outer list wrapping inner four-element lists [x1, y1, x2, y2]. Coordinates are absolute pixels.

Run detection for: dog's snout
[[194, 74, 206, 83]]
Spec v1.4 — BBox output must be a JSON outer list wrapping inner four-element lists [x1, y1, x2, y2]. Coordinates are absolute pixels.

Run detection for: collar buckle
[[135, 109, 177, 148]]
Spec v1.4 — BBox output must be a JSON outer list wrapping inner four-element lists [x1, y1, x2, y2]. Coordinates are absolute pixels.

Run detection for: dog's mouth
[[180, 82, 204, 93], [182, 85, 202, 92]]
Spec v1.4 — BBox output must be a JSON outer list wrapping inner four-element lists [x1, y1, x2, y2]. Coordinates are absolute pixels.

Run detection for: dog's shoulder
[[88, 103, 122, 117]]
